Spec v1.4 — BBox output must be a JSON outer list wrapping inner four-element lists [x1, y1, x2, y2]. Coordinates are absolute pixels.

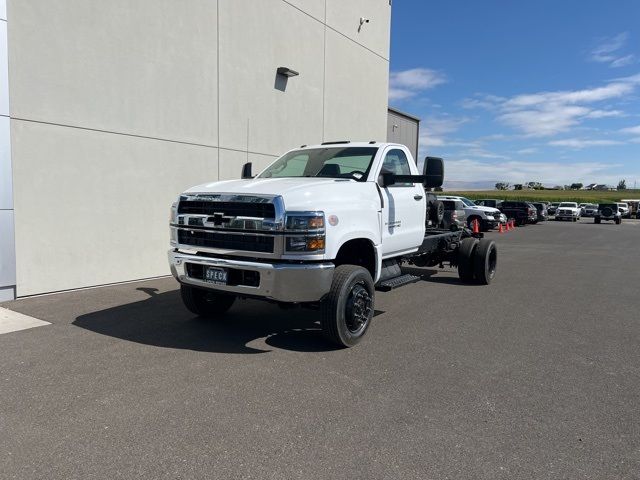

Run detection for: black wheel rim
[[345, 283, 372, 335]]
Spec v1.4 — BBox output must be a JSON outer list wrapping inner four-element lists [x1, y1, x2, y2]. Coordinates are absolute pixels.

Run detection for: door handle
[[414, 194, 423, 200]]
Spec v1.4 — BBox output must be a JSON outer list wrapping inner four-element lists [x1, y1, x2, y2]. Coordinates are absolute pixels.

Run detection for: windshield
[[258, 147, 378, 181], [559, 202, 577, 208], [459, 197, 476, 207]]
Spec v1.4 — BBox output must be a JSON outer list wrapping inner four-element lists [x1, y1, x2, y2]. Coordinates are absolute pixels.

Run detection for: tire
[[473, 239, 497, 285], [615, 217, 621, 225], [429, 200, 444, 225], [320, 265, 375, 348], [457, 237, 478, 283], [594, 217, 601, 224], [572, 217, 577, 222], [180, 284, 235, 318], [426, 195, 445, 226]]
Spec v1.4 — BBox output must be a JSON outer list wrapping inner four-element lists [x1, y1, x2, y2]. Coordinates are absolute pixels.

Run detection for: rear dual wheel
[[458, 238, 497, 285]]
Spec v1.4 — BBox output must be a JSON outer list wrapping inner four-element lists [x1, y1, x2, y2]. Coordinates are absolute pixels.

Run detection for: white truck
[[169, 142, 497, 347], [555, 202, 581, 221], [436, 195, 502, 231]]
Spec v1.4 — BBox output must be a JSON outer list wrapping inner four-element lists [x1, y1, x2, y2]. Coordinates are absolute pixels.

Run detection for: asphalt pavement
[[1, 219, 639, 479]]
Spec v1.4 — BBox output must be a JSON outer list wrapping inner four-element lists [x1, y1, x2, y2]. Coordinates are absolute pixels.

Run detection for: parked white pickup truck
[[169, 142, 497, 347], [555, 202, 581, 221], [437, 195, 501, 231]]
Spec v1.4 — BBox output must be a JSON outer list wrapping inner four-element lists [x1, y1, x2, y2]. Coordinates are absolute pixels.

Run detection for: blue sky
[[389, 0, 640, 189]]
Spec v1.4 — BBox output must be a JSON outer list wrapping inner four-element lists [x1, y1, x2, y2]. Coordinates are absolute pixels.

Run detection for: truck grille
[[174, 194, 282, 255], [178, 199, 275, 219], [178, 230, 275, 253]]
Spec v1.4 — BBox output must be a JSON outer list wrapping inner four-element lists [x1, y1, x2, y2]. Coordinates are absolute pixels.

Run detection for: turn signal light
[[307, 237, 325, 250]]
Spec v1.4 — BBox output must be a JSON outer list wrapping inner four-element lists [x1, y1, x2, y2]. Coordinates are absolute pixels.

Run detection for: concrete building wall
[[4, 0, 391, 297]]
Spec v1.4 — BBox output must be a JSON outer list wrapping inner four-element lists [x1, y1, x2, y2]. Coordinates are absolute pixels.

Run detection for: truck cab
[[169, 142, 496, 347]]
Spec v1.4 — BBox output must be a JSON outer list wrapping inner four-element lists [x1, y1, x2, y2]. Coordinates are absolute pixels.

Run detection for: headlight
[[285, 236, 326, 252], [285, 213, 325, 232], [285, 212, 325, 253]]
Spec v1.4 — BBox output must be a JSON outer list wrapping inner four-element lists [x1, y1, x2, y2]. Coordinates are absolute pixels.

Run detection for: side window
[[380, 149, 412, 187]]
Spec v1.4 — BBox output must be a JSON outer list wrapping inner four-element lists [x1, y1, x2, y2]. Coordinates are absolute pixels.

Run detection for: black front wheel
[[320, 265, 375, 347], [180, 285, 235, 318]]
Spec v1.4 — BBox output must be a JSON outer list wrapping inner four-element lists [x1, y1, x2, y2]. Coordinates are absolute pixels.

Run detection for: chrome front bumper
[[168, 250, 335, 303]]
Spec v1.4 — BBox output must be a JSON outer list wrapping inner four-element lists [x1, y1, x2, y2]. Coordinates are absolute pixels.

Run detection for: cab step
[[376, 274, 421, 292]]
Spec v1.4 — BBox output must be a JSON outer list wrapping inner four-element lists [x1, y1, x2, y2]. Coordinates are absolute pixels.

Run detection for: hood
[[184, 177, 378, 211], [467, 205, 500, 215]]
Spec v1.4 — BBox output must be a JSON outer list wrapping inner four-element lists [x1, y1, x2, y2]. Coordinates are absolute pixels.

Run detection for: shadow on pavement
[[73, 288, 344, 354]]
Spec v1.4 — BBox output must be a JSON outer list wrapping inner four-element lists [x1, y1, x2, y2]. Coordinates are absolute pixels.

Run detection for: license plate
[[204, 267, 228, 285]]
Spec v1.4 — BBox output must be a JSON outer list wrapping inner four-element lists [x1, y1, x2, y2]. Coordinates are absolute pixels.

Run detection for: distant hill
[[442, 180, 499, 191]]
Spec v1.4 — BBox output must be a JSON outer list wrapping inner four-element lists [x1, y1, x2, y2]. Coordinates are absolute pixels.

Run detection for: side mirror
[[378, 172, 396, 188], [423, 156, 444, 189], [241, 162, 253, 179]]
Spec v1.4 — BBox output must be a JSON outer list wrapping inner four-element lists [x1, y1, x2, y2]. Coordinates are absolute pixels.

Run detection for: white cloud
[[418, 116, 470, 149], [464, 74, 640, 137], [499, 105, 590, 137], [459, 148, 508, 159], [388, 88, 416, 101], [584, 109, 625, 118], [621, 125, 640, 135], [389, 68, 446, 101], [590, 33, 636, 68], [516, 148, 538, 155], [611, 54, 635, 68], [548, 138, 623, 149]]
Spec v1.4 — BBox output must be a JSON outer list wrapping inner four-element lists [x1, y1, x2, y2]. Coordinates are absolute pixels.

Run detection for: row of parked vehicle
[[433, 196, 640, 232], [433, 195, 531, 231], [548, 201, 636, 219], [547, 201, 640, 224]]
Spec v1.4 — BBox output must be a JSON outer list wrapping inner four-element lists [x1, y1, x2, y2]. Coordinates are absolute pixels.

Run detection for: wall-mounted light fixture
[[277, 67, 299, 77]]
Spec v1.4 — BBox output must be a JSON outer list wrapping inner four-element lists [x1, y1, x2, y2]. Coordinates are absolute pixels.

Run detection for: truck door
[[377, 148, 426, 257]]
